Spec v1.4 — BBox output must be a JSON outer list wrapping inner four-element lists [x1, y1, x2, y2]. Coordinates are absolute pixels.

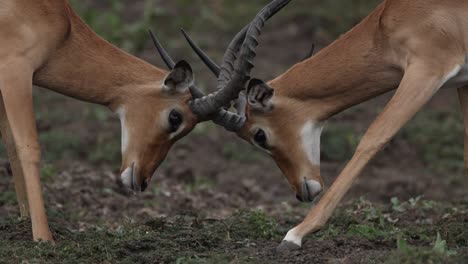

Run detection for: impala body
[[0, 0, 194, 241], [183, 0, 468, 249]]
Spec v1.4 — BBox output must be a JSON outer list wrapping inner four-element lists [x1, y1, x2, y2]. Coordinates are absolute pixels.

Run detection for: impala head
[[239, 80, 324, 202], [118, 59, 199, 192], [181, 0, 323, 202]]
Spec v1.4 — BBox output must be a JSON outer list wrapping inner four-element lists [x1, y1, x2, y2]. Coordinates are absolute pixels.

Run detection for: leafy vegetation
[[404, 106, 464, 173], [0, 211, 277, 264], [1, 198, 467, 263], [387, 234, 458, 264]]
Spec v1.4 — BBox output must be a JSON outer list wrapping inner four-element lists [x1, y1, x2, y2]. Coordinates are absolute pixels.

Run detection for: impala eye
[[168, 110, 183, 133], [253, 129, 268, 149]]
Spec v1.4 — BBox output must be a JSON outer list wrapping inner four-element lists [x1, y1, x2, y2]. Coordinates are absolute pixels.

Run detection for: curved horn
[[149, 29, 205, 98], [180, 28, 220, 77], [149, 29, 246, 130], [149, 29, 176, 70], [189, 0, 293, 119], [181, 25, 249, 88], [180, 28, 249, 130]]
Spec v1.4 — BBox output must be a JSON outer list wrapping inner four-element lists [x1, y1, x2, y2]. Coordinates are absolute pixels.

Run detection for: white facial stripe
[[300, 121, 323, 165], [169, 124, 186, 140], [116, 107, 129, 154]]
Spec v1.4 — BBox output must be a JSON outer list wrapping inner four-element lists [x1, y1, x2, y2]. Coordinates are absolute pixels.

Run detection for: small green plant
[[41, 163, 57, 183], [220, 210, 280, 241], [245, 210, 279, 240], [346, 224, 389, 240], [388, 233, 457, 264], [390, 196, 438, 213]]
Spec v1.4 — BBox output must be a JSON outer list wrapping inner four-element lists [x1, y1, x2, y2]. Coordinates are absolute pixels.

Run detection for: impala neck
[[33, 5, 166, 111], [270, 9, 403, 121]]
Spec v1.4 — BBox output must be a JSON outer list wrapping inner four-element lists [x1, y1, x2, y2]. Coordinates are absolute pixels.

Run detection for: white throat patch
[[300, 121, 323, 165], [116, 107, 129, 154]]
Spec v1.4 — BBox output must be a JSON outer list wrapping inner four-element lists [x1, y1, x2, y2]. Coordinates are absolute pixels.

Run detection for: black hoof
[[276, 240, 301, 253]]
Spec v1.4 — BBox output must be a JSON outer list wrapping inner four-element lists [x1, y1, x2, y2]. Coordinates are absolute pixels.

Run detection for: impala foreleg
[[458, 87, 468, 176], [0, 66, 53, 242], [0, 92, 29, 217], [278, 61, 462, 250]]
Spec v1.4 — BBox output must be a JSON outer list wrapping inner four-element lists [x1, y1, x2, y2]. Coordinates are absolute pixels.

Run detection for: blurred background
[[0, 0, 466, 242]]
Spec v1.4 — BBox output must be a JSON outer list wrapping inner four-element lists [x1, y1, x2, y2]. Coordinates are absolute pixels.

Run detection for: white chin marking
[[306, 180, 322, 197], [121, 166, 133, 189], [283, 227, 302, 247], [300, 121, 323, 166]]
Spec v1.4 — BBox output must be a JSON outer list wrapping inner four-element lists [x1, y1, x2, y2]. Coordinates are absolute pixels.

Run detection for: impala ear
[[247, 78, 274, 112], [163, 60, 194, 94]]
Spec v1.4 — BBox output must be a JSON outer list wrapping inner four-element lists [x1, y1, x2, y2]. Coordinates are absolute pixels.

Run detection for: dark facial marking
[[169, 110, 183, 133]]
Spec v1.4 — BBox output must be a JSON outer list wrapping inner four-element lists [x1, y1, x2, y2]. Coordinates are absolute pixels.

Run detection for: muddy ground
[[0, 0, 467, 263]]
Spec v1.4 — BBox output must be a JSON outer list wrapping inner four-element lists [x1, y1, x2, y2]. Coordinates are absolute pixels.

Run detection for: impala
[[0, 0, 287, 242], [181, 0, 468, 250]]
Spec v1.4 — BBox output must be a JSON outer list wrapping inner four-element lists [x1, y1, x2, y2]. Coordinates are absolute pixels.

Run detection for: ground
[[0, 0, 467, 263]]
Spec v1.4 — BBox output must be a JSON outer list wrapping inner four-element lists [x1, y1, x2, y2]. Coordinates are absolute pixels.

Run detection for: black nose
[[141, 180, 148, 192], [296, 194, 304, 202]]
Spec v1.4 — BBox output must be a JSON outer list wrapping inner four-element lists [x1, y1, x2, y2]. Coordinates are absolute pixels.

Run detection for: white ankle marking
[[283, 228, 302, 247], [300, 121, 323, 165], [442, 64, 468, 90], [116, 107, 129, 154]]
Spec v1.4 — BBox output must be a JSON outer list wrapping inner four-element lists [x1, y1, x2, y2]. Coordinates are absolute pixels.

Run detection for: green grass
[[69, 0, 162, 53], [387, 234, 458, 264], [1, 198, 467, 263], [404, 106, 464, 174], [0, 211, 278, 264]]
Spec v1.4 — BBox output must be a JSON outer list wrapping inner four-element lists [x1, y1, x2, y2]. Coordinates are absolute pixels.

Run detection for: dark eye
[[168, 110, 183, 133], [253, 129, 268, 149]]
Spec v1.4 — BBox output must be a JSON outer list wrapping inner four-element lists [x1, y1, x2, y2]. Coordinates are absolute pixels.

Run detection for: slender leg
[[278, 61, 461, 250], [0, 93, 29, 217], [458, 87, 468, 176], [0, 66, 53, 242]]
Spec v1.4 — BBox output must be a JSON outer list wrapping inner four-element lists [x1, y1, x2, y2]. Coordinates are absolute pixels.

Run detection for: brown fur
[[0, 0, 198, 241], [237, 0, 468, 245]]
